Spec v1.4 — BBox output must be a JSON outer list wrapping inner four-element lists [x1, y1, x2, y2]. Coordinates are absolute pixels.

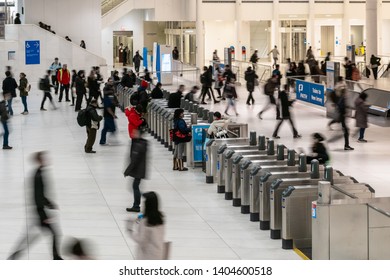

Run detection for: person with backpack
[[257, 75, 280, 120], [0, 93, 12, 149], [250, 50, 259, 70], [207, 111, 229, 139], [40, 70, 57, 111], [244, 66, 258, 105], [2, 70, 18, 116], [49, 57, 61, 94], [84, 99, 102, 153], [75, 70, 87, 112]]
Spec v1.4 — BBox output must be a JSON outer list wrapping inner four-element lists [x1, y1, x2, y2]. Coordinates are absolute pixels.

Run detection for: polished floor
[[0, 77, 389, 260]]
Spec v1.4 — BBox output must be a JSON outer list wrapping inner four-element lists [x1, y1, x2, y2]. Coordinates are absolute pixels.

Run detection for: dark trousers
[[260, 95, 280, 119], [132, 178, 141, 209], [21, 96, 28, 112], [372, 67, 378, 80], [85, 127, 97, 152], [99, 118, 116, 144], [41, 91, 55, 109], [272, 117, 298, 137], [75, 93, 83, 111], [215, 88, 222, 97], [59, 84, 70, 101], [340, 116, 349, 147], [7, 97, 13, 115], [2, 121, 9, 147], [359, 128, 366, 140], [135, 64, 140, 74], [246, 91, 255, 104], [51, 75, 59, 94]]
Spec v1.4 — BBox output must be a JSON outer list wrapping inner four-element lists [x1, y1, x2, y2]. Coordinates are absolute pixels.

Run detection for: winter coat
[[57, 68, 71, 85], [86, 105, 102, 129], [124, 138, 148, 179], [75, 76, 86, 95], [125, 107, 143, 139], [244, 70, 258, 92], [312, 143, 329, 163], [168, 91, 183, 108], [2, 76, 18, 97], [19, 77, 29, 97], [355, 97, 369, 128], [151, 87, 163, 99], [133, 54, 143, 67]]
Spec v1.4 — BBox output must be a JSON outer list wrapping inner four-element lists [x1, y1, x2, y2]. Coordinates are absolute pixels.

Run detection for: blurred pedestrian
[[8, 151, 63, 260], [127, 192, 166, 260], [2, 70, 18, 116], [99, 78, 118, 145], [258, 75, 280, 120], [272, 84, 301, 139], [66, 238, 93, 260], [244, 66, 258, 105], [304, 133, 329, 164], [223, 77, 238, 116], [214, 66, 223, 98], [370, 54, 381, 80], [40, 70, 57, 111], [0, 93, 12, 149]]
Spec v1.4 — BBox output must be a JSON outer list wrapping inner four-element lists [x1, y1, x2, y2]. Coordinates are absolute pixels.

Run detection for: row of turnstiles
[[205, 136, 390, 259]]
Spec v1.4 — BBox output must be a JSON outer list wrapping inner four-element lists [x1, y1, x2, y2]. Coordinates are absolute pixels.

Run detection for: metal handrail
[[101, 0, 125, 15]]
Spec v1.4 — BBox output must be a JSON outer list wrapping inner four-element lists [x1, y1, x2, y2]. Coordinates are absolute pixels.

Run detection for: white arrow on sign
[[34, 42, 39, 48]]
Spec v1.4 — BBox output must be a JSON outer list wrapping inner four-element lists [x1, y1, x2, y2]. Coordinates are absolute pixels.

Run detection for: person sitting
[[207, 111, 229, 139], [184, 86, 199, 103], [304, 133, 329, 164]]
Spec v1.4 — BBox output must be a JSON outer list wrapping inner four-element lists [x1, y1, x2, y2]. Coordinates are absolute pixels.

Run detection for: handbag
[[170, 128, 192, 143]]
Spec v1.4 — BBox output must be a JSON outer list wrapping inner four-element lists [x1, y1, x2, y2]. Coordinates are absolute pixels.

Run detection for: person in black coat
[[151, 82, 163, 99], [305, 133, 329, 164], [121, 70, 133, 88], [124, 130, 148, 212], [272, 84, 301, 139], [14, 13, 21, 24], [75, 70, 87, 111], [370, 54, 381, 80], [84, 99, 103, 153], [40, 70, 57, 111], [168, 85, 185, 108], [244, 66, 258, 105], [2, 71, 18, 116], [133, 51, 143, 74], [8, 151, 63, 260]]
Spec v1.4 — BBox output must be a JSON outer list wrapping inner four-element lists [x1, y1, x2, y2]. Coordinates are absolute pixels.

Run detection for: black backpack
[[39, 78, 45, 90], [77, 108, 88, 127], [200, 73, 207, 84]]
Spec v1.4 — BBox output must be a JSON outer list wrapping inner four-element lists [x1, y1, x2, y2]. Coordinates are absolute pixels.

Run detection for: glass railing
[[101, 0, 125, 16]]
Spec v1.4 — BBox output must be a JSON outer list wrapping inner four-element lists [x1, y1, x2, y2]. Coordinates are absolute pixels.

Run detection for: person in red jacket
[[57, 64, 71, 102], [125, 104, 144, 139]]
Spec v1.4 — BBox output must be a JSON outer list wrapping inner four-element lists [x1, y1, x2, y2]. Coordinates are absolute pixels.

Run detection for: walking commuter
[[223, 78, 238, 116], [199, 66, 219, 104], [168, 85, 185, 108], [2, 70, 18, 116], [370, 54, 381, 80], [184, 86, 200, 103], [306, 46, 313, 59], [272, 84, 301, 139], [343, 57, 353, 81], [127, 191, 166, 260], [40, 70, 57, 111], [325, 52, 331, 62], [57, 64, 71, 102], [88, 69, 101, 104], [354, 92, 370, 143], [244, 66, 258, 105], [75, 70, 87, 112], [99, 78, 118, 145], [272, 64, 282, 86], [172, 108, 191, 171], [257, 75, 280, 120], [123, 46, 128, 66], [214, 66, 223, 98], [124, 128, 148, 213], [133, 51, 144, 75], [172, 46, 179, 60], [84, 99, 102, 153], [250, 50, 259, 70], [0, 93, 12, 149], [268, 45, 279, 67], [8, 151, 63, 260], [49, 57, 61, 94], [212, 50, 220, 62], [18, 72, 30, 115]]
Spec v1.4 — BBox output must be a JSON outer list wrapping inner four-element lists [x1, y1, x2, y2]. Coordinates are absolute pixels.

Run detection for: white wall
[[204, 21, 235, 65], [4, 25, 106, 84], [314, 19, 343, 58], [381, 20, 390, 56], [23, 0, 102, 55], [102, 9, 145, 70]]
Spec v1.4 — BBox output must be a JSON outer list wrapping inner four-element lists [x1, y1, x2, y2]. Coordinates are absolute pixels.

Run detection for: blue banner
[[192, 124, 210, 162], [25, 40, 40, 65], [143, 47, 148, 69], [296, 80, 325, 106]]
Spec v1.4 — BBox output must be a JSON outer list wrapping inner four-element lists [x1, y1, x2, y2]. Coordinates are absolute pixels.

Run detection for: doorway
[[113, 31, 133, 68], [320, 26, 335, 57], [280, 20, 307, 62]]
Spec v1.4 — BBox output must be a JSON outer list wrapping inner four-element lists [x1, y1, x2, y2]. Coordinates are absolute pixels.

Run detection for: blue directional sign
[[25, 40, 40, 65], [296, 79, 325, 107]]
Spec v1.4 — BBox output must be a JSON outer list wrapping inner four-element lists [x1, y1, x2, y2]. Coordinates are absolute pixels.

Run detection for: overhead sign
[[296, 79, 325, 106], [25, 40, 40, 65]]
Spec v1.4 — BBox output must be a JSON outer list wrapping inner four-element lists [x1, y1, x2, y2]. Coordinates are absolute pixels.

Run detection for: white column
[[366, 0, 378, 59], [271, 0, 280, 62], [196, 0, 205, 67], [342, 0, 350, 55], [235, 0, 242, 61], [307, 0, 315, 56]]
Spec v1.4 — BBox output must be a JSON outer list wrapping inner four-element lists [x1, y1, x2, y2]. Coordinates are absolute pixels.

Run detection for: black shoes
[[344, 146, 354, 150], [358, 139, 367, 143], [3, 146, 12, 149], [272, 135, 280, 139], [293, 134, 302, 139], [201, 102, 207, 105], [126, 207, 140, 213], [257, 112, 263, 119], [85, 150, 96, 154]]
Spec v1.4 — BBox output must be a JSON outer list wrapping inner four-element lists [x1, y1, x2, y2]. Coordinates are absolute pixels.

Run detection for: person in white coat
[[127, 191, 166, 260]]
